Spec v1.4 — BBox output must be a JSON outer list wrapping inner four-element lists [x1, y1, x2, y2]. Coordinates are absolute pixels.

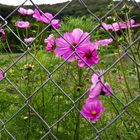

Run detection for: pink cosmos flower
[[0, 69, 3, 81], [85, 97, 98, 104], [55, 28, 90, 62], [0, 29, 6, 41], [24, 37, 35, 43], [102, 19, 140, 31], [51, 19, 61, 29], [18, 7, 34, 15], [95, 38, 113, 46], [80, 99, 105, 122], [44, 34, 55, 51], [119, 19, 140, 29], [76, 43, 99, 67], [33, 9, 42, 21], [33, 9, 61, 28], [16, 21, 30, 28], [41, 12, 54, 23], [102, 23, 113, 31], [89, 71, 113, 98]]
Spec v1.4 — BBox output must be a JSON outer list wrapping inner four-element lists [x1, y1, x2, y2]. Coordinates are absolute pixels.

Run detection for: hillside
[[0, 0, 139, 21]]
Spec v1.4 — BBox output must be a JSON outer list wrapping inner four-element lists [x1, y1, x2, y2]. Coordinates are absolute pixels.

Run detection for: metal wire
[[0, 0, 140, 139]]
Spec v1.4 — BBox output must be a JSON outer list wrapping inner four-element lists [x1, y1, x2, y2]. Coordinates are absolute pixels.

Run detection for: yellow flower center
[[91, 110, 97, 115]]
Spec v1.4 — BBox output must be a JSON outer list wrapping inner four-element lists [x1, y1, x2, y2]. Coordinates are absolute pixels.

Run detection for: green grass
[[0, 16, 140, 140], [0, 48, 140, 140]]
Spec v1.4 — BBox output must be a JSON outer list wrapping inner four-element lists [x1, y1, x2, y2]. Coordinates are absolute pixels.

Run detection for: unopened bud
[[106, 16, 116, 24], [108, 4, 113, 10], [77, 86, 81, 91], [121, 4, 130, 14], [24, 63, 34, 71], [117, 36, 124, 42]]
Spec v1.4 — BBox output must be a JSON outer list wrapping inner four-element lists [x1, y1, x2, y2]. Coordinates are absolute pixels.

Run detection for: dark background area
[[0, 0, 140, 21]]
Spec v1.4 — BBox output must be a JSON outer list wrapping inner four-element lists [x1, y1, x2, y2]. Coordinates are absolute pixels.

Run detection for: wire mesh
[[0, 0, 140, 139]]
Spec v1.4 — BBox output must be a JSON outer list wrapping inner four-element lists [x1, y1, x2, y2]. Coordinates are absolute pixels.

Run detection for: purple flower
[[54, 28, 90, 62], [51, 19, 61, 29], [0, 69, 4, 81], [18, 7, 34, 15], [16, 21, 30, 28], [80, 98, 105, 122], [33, 9, 61, 29], [102, 23, 112, 30], [89, 73, 103, 98], [89, 71, 113, 98], [85, 97, 98, 104], [24, 37, 35, 43], [95, 38, 113, 46], [102, 19, 140, 32], [76, 43, 99, 67], [120, 19, 140, 29], [0, 29, 6, 41], [102, 82, 113, 96], [44, 34, 55, 51], [33, 9, 42, 21], [41, 12, 53, 23]]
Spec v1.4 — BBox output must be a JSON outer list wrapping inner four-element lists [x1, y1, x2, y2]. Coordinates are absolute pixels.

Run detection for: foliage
[[0, 0, 140, 21], [0, 1, 140, 140]]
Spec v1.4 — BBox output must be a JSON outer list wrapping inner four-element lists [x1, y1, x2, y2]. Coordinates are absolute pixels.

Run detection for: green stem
[[73, 67, 83, 140], [1, 40, 23, 89], [56, 92, 60, 137], [111, 100, 129, 131], [129, 48, 140, 89], [26, 56, 31, 140], [41, 75, 45, 118], [16, 27, 25, 51], [125, 14, 140, 90], [100, 119, 109, 140], [74, 107, 80, 140], [120, 58, 133, 98], [65, 63, 77, 83], [114, 38, 132, 100], [110, 15, 133, 99]]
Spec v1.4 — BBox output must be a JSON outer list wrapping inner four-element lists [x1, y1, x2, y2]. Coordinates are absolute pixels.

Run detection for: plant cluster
[[0, 3, 140, 139]]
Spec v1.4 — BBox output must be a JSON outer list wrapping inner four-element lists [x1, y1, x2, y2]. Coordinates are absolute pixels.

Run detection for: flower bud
[[111, 68, 117, 73], [77, 86, 81, 91], [117, 36, 125, 42], [105, 16, 116, 24], [121, 4, 130, 14], [24, 64, 34, 71], [108, 4, 113, 10]]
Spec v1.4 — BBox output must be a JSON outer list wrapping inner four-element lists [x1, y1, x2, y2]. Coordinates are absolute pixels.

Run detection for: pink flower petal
[[24, 37, 35, 43], [80, 99, 105, 122], [16, 21, 30, 28], [102, 82, 113, 96], [56, 38, 69, 48], [18, 7, 34, 15], [72, 28, 83, 44], [89, 84, 102, 98], [33, 9, 42, 21], [0, 69, 4, 81], [64, 32, 74, 44]]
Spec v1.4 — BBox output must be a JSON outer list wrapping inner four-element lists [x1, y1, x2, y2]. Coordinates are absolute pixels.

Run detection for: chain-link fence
[[0, 0, 140, 139]]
